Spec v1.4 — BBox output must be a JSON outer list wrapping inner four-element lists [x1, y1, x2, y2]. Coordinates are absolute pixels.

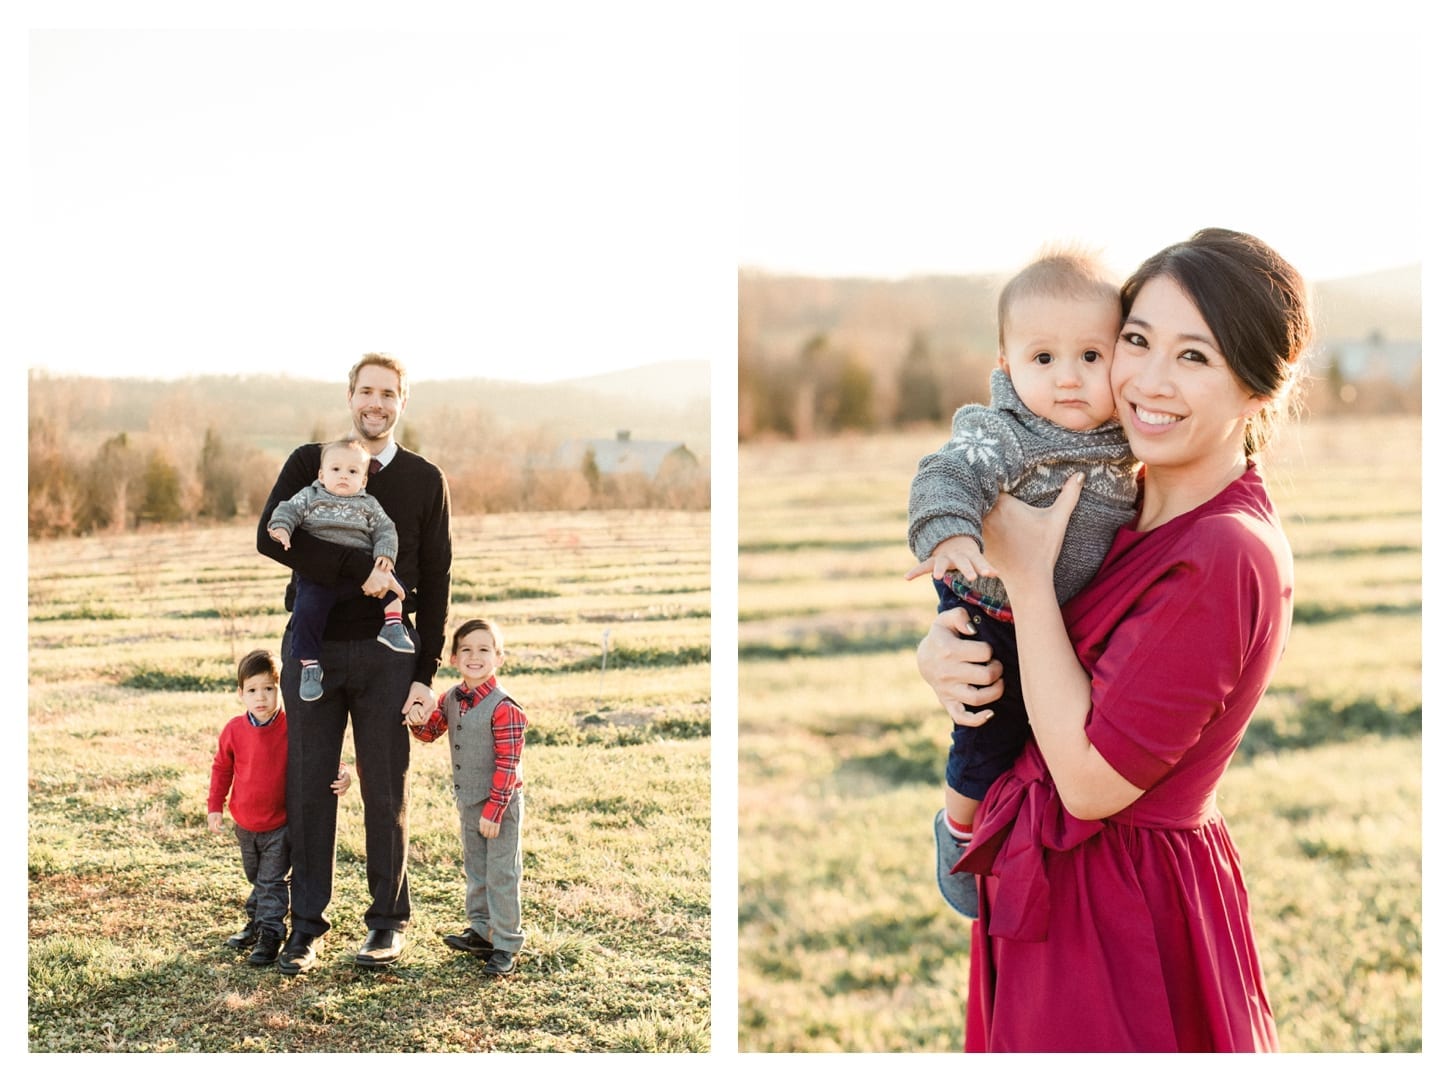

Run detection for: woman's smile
[[1127, 402, 1183, 430]]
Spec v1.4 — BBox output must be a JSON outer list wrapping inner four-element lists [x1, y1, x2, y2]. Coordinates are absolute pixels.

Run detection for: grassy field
[[738, 416, 1421, 1052], [28, 509, 710, 1052]]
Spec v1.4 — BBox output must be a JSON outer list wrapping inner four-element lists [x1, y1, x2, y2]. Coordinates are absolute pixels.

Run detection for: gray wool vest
[[439, 683, 522, 807]]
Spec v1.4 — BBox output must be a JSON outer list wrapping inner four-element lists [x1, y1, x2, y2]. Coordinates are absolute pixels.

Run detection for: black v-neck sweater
[[257, 442, 453, 686]]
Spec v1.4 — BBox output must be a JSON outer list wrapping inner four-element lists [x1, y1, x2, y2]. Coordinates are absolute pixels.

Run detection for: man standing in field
[[257, 353, 452, 974]]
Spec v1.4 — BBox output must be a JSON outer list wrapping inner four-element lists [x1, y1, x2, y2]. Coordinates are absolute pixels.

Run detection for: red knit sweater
[[208, 711, 288, 833]]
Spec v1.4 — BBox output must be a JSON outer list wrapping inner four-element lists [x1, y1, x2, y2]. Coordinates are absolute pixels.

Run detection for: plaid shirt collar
[[454, 677, 498, 713]]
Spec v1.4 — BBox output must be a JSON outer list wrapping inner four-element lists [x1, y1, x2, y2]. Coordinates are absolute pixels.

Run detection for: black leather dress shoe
[[354, 928, 406, 967], [442, 927, 494, 957], [248, 928, 284, 966], [277, 930, 321, 975], [226, 921, 259, 949]]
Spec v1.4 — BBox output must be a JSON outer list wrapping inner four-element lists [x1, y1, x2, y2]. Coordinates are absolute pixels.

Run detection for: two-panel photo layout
[[26, 26, 1423, 1056]]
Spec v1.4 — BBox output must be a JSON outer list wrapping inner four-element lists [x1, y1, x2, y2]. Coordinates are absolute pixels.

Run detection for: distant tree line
[[739, 328, 1000, 441], [738, 328, 1420, 443], [739, 266, 1421, 442], [28, 419, 276, 538], [29, 402, 708, 540]]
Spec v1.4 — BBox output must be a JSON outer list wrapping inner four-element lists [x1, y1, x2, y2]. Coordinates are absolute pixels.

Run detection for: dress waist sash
[[953, 740, 1215, 942]]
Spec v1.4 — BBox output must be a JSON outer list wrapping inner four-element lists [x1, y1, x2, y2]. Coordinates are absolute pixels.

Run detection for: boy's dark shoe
[[248, 928, 284, 966], [277, 930, 321, 975], [226, 921, 259, 949], [934, 809, 979, 920], [354, 928, 406, 967], [482, 950, 516, 976], [442, 927, 494, 957], [375, 623, 415, 654], [298, 665, 324, 702]]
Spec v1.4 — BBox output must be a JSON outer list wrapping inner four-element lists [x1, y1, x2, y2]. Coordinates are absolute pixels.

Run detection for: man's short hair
[[349, 352, 409, 401], [237, 648, 280, 688]]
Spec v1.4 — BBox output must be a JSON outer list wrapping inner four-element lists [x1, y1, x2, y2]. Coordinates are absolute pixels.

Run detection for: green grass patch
[[451, 585, 561, 603], [121, 667, 234, 693], [1291, 599, 1421, 624], [1242, 692, 1421, 756], [738, 537, 897, 554], [504, 643, 711, 675], [29, 510, 710, 1053], [31, 603, 128, 622], [535, 715, 712, 747], [177, 605, 288, 619], [738, 419, 1421, 1052], [739, 626, 922, 661]]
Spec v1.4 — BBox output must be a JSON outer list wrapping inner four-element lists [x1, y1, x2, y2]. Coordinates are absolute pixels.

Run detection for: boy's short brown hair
[[997, 247, 1120, 352], [237, 648, 280, 687], [450, 617, 504, 656]]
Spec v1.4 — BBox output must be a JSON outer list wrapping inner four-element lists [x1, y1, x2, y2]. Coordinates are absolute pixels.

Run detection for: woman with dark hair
[[916, 229, 1311, 1051]]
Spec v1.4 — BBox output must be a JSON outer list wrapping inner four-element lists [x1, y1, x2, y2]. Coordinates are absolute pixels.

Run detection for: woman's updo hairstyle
[[1120, 228, 1312, 456]]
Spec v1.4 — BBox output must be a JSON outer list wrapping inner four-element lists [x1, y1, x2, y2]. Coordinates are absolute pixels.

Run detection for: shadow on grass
[[31, 604, 128, 622], [553, 793, 667, 828], [507, 643, 710, 675], [451, 585, 560, 603], [739, 627, 921, 662], [1294, 541, 1419, 558], [1241, 694, 1421, 758], [763, 909, 962, 995], [122, 639, 712, 693], [821, 694, 1419, 794], [29, 937, 199, 1015], [834, 739, 940, 790], [121, 668, 232, 693], [1291, 600, 1421, 624], [739, 537, 897, 555]]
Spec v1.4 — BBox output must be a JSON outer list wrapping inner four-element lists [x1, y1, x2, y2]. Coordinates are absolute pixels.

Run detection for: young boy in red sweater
[[207, 649, 351, 966]]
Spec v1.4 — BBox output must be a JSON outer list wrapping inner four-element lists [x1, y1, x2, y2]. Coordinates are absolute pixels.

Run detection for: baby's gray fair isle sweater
[[267, 480, 399, 563], [908, 367, 1139, 611]]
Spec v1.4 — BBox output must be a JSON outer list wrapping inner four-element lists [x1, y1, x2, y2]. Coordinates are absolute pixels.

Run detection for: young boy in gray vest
[[906, 249, 1140, 920], [407, 617, 527, 975]]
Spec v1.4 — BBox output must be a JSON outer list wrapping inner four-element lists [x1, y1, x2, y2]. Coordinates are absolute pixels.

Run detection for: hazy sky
[[26, 28, 733, 384], [21, 20, 1431, 391], [739, 31, 1424, 284]]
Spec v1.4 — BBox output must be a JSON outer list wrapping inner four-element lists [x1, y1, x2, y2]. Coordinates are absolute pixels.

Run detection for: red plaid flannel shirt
[[411, 676, 527, 823]]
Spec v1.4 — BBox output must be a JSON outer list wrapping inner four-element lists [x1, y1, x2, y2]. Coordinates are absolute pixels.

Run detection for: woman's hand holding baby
[[916, 607, 1004, 726], [980, 473, 1084, 594]]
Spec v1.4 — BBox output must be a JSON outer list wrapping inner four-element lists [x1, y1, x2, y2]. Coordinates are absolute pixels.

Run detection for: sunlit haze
[[740, 32, 1423, 284], [27, 29, 732, 384]]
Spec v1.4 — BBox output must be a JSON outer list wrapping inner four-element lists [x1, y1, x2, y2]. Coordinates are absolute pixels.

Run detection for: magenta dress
[[958, 465, 1290, 1052]]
